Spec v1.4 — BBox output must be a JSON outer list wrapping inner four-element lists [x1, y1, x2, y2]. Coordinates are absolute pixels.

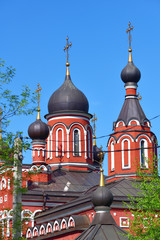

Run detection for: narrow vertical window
[[87, 130, 91, 158], [56, 128, 64, 157], [74, 130, 79, 156], [111, 141, 114, 171], [124, 140, 129, 167], [122, 139, 130, 169], [140, 139, 148, 168]]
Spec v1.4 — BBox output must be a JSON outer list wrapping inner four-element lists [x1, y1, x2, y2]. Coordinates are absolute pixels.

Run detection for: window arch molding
[[135, 134, 152, 143], [56, 127, 64, 157], [128, 119, 140, 126], [139, 138, 148, 168], [121, 138, 131, 169], [111, 141, 115, 171], [87, 129, 91, 159], [49, 123, 68, 160], [73, 128, 81, 156], [108, 137, 116, 146], [117, 134, 134, 143]]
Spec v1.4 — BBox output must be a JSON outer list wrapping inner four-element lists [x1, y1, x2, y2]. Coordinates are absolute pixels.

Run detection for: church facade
[[0, 27, 157, 239]]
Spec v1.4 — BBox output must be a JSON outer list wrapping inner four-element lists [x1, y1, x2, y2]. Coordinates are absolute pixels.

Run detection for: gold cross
[[64, 37, 72, 66], [138, 92, 142, 101], [35, 83, 42, 110], [91, 113, 97, 139], [126, 22, 133, 50]]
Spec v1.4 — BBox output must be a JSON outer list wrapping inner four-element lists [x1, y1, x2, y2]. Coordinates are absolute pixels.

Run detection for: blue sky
[[0, 0, 160, 175]]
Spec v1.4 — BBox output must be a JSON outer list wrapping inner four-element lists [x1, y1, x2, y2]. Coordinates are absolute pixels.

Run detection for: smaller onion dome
[[92, 168, 113, 207], [28, 118, 49, 140], [121, 49, 141, 83]]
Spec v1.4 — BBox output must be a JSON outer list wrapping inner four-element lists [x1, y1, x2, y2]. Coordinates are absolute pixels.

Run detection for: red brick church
[[0, 25, 157, 239]]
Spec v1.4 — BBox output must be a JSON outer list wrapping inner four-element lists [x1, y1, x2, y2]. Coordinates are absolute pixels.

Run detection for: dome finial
[[64, 36, 72, 76], [91, 113, 97, 146], [35, 83, 42, 120], [97, 146, 105, 187], [126, 21, 133, 62]]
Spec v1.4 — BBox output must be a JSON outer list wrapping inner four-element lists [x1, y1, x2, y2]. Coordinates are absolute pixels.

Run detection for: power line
[[28, 144, 158, 154], [25, 113, 159, 143]]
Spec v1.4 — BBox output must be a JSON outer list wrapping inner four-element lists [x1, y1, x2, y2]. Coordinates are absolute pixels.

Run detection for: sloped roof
[[28, 168, 101, 193], [76, 224, 128, 240], [116, 98, 149, 126]]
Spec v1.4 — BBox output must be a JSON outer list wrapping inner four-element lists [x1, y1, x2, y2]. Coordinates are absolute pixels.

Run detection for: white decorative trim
[[135, 134, 152, 143], [116, 121, 125, 128], [117, 134, 134, 143], [125, 85, 137, 89], [47, 115, 90, 122], [49, 162, 96, 170], [128, 119, 140, 126], [84, 131, 87, 159], [108, 137, 116, 146], [53, 220, 60, 231], [107, 173, 136, 180], [67, 129, 70, 158], [120, 217, 129, 228], [60, 218, 68, 230], [26, 228, 32, 239], [39, 225, 46, 235], [87, 130, 91, 159], [125, 95, 138, 99], [56, 128, 64, 157], [46, 222, 52, 233], [47, 134, 50, 159], [73, 128, 81, 157], [1, 177, 6, 190], [139, 139, 148, 168], [33, 226, 39, 237], [8, 179, 10, 190], [68, 216, 75, 228], [121, 138, 131, 169], [111, 141, 115, 171]]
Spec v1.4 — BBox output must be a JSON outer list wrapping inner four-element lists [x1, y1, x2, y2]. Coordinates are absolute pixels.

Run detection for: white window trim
[[121, 139, 131, 169], [56, 128, 64, 157], [60, 218, 68, 230], [140, 139, 148, 168], [111, 141, 115, 171], [68, 216, 75, 228], [87, 130, 91, 159], [73, 128, 81, 156], [120, 217, 129, 228]]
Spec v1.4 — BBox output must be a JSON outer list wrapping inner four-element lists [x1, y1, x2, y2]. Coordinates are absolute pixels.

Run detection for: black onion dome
[[92, 186, 113, 207], [121, 61, 141, 83], [28, 119, 49, 140], [48, 74, 89, 114]]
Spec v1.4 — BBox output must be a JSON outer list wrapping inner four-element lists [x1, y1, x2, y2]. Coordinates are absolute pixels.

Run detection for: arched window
[[87, 130, 91, 158], [73, 129, 81, 156], [56, 128, 64, 157], [140, 139, 148, 168], [122, 139, 130, 169], [111, 141, 114, 171]]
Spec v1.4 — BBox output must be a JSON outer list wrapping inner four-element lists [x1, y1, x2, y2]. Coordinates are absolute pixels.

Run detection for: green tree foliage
[[0, 58, 36, 239], [127, 157, 160, 240]]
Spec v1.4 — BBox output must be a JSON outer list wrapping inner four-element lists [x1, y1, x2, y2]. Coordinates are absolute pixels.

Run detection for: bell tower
[[107, 23, 157, 182]]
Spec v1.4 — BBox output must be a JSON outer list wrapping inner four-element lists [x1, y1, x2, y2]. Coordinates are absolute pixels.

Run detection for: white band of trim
[[125, 95, 138, 99], [49, 162, 96, 170], [125, 85, 137, 89]]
